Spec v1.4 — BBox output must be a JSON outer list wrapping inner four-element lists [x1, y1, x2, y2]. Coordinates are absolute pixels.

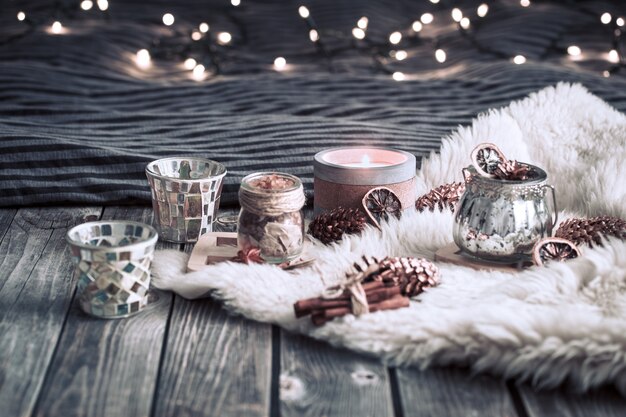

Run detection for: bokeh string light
[[287, 1, 624, 79], [5, 0, 625, 79]]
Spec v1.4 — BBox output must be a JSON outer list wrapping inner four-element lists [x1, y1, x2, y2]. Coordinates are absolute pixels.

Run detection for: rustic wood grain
[[518, 384, 626, 417], [151, 209, 272, 417], [32, 207, 175, 417], [279, 331, 394, 417], [0, 207, 102, 417], [0, 209, 17, 243], [395, 367, 518, 417], [152, 296, 272, 417]]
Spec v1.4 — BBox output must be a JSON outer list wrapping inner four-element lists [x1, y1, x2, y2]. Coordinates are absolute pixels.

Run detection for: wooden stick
[[293, 281, 385, 316], [294, 286, 400, 318], [311, 295, 410, 326]]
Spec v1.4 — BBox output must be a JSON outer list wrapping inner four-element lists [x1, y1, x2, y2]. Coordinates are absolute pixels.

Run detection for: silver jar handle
[[462, 167, 472, 183], [543, 184, 558, 230]]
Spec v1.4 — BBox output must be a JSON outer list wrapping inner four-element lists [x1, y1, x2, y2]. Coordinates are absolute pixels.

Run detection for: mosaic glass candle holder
[[66, 221, 159, 319], [146, 157, 227, 243]]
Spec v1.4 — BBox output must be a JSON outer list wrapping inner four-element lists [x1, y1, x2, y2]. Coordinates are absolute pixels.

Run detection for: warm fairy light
[[298, 6, 310, 19], [81, 0, 93, 11], [389, 31, 402, 45], [162, 13, 175, 26], [430, 0, 440, 3], [199, 23, 209, 33], [192, 64, 205, 80], [184, 58, 197, 70], [51, 21, 63, 34], [608, 49, 620, 63], [520, 0, 530, 7], [309, 29, 319, 42], [567, 45, 581, 57], [435, 49, 446, 63], [513, 55, 526, 64], [603, 70, 610, 78], [477, 4, 489, 18], [460, 18, 470, 29], [274, 57, 287, 71], [231, 0, 241, 6], [421, 13, 434, 25], [217, 32, 232, 44], [352, 28, 365, 39], [617, 18, 625, 27], [136, 49, 151, 69], [97, 0, 108, 11], [412, 21, 423, 32], [357, 17, 369, 29], [17, 11, 26, 21], [452, 8, 463, 22], [601, 13, 612, 24], [395, 50, 408, 61], [392, 72, 405, 81], [191, 31, 202, 41]]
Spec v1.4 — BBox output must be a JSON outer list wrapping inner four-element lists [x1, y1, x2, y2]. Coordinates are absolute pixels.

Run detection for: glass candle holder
[[66, 221, 158, 319], [453, 165, 557, 262], [237, 172, 306, 264], [146, 157, 226, 243]]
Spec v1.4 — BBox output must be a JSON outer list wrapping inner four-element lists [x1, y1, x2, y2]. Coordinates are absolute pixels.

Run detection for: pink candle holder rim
[[317, 147, 409, 168], [314, 147, 416, 185]]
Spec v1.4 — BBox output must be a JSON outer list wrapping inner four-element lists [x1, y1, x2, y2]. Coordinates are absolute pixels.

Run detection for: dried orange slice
[[532, 237, 581, 266], [471, 143, 507, 178], [362, 187, 402, 230]]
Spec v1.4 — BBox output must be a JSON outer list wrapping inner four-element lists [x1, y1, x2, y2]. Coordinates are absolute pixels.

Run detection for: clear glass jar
[[237, 172, 306, 264]]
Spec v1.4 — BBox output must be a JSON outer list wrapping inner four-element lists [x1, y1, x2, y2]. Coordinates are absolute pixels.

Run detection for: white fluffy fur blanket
[[152, 83, 626, 393]]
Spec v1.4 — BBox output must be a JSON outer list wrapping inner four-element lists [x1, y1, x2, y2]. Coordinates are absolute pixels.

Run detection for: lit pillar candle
[[313, 147, 416, 214]]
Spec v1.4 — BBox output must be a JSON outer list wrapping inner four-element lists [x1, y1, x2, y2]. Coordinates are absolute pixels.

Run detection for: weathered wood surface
[[395, 367, 517, 417], [150, 208, 273, 417], [279, 331, 395, 417], [518, 384, 626, 417], [152, 297, 272, 417], [32, 207, 175, 417], [0, 205, 624, 417], [0, 207, 101, 417]]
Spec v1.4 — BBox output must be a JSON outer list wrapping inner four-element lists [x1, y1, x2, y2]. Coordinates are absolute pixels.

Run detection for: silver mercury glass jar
[[453, 165, 557, 263]]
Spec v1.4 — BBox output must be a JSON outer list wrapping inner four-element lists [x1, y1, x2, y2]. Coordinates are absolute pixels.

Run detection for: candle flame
[[362, 154, 371, 166]]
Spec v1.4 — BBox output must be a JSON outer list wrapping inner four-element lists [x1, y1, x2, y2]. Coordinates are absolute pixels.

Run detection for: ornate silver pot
[[453, 165, 557, 262]]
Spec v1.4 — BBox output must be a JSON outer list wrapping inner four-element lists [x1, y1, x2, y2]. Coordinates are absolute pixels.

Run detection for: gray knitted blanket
[[1, 0, 625, 206]]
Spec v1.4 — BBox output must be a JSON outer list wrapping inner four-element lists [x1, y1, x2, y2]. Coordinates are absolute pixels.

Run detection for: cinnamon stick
[[311, 295, 410, 326], [293, 281, 384, 316], [294, 286, 401, 318]]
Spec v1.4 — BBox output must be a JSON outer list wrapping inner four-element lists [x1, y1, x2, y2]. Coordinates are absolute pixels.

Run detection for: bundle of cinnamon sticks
[[293, 280, 409, 326]]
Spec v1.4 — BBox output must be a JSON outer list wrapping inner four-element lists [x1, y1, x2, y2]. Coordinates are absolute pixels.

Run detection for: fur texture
[[152, 83, 626, 392]]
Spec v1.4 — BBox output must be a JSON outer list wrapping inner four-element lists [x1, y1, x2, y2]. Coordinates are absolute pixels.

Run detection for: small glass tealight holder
[[146, 157, 227, 243], [237, 172, 306, 264], [66, 221, 158, 319]]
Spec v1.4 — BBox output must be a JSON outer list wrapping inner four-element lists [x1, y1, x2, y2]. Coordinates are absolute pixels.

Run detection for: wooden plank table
[[1, 206, 625, 417]]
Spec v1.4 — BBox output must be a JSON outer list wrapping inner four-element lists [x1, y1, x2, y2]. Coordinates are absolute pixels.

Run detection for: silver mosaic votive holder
[[67, 221, 159, 319], [146, 157, 227, 243]]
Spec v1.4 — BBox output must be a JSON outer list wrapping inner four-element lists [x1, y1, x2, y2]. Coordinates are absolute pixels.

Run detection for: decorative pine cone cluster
[[555, 216, 626, 246], [415, 182, 465, 212], [308, 207, 367, 244], [493, 160, 533, 181], [357, 256, 440, 297]]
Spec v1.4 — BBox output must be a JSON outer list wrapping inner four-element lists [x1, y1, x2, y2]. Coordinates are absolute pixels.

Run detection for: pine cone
[[415, 182, 465, 212], [364, 257, 440, 297], [493, 160, 532, 181], [308, 207, 367, 244], [555, 216, 626, 246]]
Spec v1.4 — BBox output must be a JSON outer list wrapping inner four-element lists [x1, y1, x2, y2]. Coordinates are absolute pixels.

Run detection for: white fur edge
[[152, 83, 626, 393]]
